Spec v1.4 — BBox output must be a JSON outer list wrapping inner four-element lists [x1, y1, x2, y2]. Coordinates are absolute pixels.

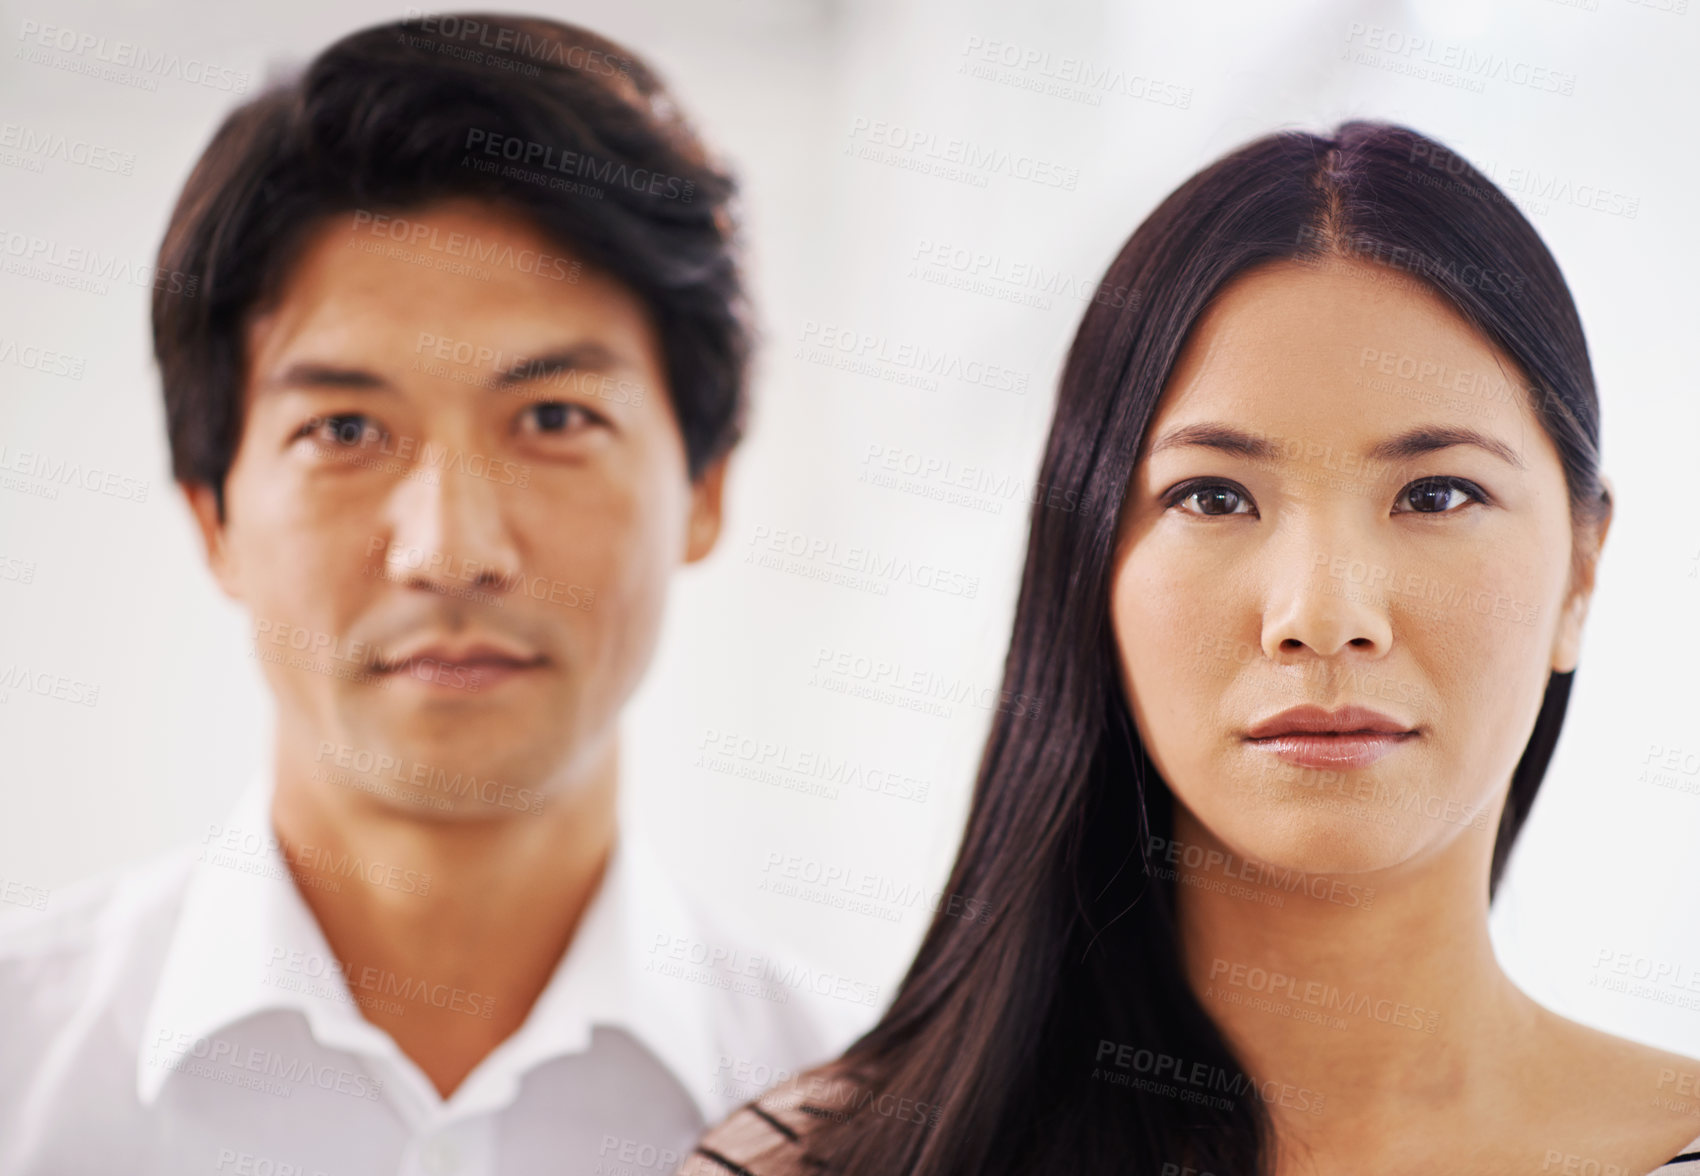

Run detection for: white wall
[[2, 0, 1696, 1055]]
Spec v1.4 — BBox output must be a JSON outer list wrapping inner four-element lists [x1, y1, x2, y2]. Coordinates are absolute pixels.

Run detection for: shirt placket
[[399, 1114, 496, 1176]]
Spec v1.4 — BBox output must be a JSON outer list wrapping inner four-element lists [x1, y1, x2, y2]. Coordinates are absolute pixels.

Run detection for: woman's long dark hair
[[795, 122, 1613, 1175]]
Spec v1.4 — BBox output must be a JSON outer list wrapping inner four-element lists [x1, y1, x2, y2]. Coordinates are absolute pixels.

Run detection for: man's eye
[[296, 413, 382, 448], [520, 401, 601, 435], [1395, 477, 1487, 515]]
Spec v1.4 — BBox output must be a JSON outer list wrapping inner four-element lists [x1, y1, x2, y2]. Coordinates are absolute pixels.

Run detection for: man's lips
[[373, 642, 546, 685], [383, 653, 542, 670]]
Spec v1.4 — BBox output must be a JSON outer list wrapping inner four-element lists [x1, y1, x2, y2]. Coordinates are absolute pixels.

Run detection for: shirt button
[[420, 1136, 461, 1176]]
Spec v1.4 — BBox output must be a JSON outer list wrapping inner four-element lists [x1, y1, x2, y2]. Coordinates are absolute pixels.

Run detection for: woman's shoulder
[[677, 1072, 842, 1176], [1538, 1013, 1700, 1174], [1649, 1133, 1700, 1172]]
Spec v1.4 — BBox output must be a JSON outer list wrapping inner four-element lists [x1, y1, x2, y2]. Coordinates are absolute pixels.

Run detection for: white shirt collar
[[137, 767, 725, 1126]]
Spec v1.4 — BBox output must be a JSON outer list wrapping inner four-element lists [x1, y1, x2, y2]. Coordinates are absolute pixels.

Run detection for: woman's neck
[[1170, 804, 1537, 1144]]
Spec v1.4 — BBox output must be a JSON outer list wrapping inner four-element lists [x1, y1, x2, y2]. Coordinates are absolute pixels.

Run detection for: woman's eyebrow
[[1146, 422, 1526, 469]]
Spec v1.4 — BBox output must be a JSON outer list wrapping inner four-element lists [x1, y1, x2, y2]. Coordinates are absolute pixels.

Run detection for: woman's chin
[[1194, 805, 1430, 880]]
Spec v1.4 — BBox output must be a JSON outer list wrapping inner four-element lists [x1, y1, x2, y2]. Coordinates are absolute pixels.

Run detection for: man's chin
[[305, 719, 568, 817]]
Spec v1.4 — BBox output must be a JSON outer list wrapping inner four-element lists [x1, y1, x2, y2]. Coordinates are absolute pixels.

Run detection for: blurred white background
[[3, 0, 1698, 1057]]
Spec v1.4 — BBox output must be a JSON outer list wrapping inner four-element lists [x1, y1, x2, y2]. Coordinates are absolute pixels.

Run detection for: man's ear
[[181, 481, 243, 600], [1551, 474, 1613, 674], [683, 455, 728, 564]]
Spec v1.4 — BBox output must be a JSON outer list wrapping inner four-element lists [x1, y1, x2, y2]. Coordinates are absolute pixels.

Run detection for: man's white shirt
[[0, 770, 872, 1175]]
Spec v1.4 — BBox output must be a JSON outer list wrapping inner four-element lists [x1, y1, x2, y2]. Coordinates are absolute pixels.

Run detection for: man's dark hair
[[153, 12, 749, 517]]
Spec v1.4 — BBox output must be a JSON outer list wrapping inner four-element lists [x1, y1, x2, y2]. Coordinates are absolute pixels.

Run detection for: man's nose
[[378, 458, 524, 594]]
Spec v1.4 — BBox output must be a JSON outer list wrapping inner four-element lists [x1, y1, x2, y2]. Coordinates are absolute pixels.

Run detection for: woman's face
[[1109, 257, 1606, 876]]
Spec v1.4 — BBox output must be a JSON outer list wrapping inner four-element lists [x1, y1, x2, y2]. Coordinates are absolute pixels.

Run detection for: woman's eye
[[520, 401, 603, 436], [1168, 480, 1255, 517], [1395, 477, 1485, 515], [295, 413, 382, 449]]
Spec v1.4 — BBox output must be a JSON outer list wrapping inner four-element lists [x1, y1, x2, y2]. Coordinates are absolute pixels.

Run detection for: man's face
[[186, 198, 724, 815]]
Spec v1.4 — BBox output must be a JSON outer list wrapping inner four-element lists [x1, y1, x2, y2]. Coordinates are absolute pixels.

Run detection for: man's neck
[[269, 733, 619, 1099]]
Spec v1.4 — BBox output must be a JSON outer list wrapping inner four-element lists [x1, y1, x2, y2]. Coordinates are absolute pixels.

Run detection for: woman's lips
[[1246, 731, 1416, 769]]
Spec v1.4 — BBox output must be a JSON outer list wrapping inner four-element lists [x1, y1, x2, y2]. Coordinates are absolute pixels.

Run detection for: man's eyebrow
[[493, 343, 621, 388], [1146, 422, 1526, 470], [258, 363, 393, 393]]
